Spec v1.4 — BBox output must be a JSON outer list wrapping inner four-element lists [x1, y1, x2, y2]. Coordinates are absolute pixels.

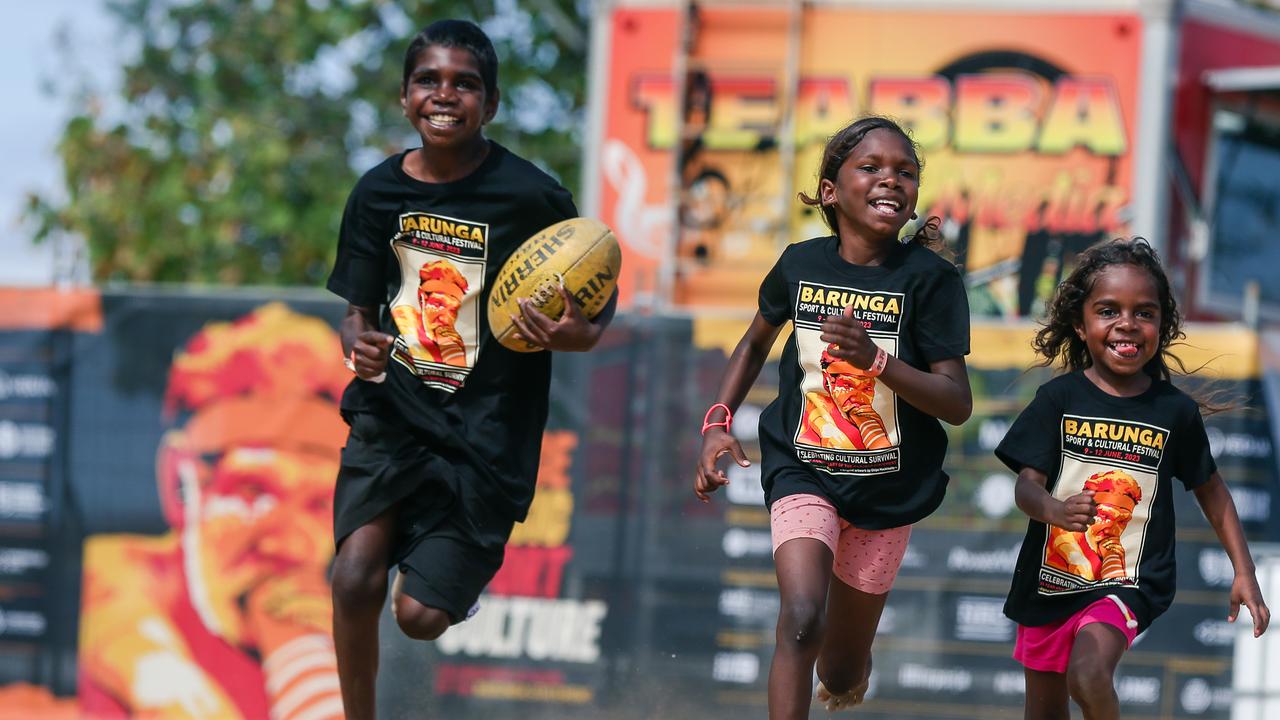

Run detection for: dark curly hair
[[1034, 238, 1185, 380], [798, 115, 939, 248]]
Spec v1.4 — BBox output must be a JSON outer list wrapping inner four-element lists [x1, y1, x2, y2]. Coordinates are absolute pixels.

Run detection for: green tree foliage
[[28, 0, 589, 285]]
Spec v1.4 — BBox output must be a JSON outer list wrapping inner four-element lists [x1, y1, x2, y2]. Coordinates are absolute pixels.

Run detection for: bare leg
[[1066, 623, 1127, 720], [1023, 668, 1070, 720], [330, 509, 396, 720], [814, 575, 887, 708], [769, 537, 833, 720], [392, 573, 452, 641]]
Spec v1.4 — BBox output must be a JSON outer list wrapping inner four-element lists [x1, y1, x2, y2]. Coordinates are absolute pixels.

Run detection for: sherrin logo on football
[[488, 218, 622, 352]]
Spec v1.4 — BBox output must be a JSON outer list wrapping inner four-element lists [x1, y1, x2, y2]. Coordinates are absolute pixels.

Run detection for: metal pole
[[1132, 0, 1180, 255], [580, 0, 615, 221], [660, 0, 695, 313], [777, 0, 804, 253]]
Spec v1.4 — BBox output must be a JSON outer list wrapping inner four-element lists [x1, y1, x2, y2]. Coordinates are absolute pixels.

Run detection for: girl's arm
[[878, 355, 972, 426], [1014, 466, 1097, 532], [694, 313, 784, 502], [819, 306, 972, 424], [1194, 473, 1271, 637]]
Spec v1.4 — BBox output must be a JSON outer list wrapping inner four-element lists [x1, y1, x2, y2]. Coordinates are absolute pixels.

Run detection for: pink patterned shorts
[[1013, 596, 1140, 673], [769, 493, 911, 595]]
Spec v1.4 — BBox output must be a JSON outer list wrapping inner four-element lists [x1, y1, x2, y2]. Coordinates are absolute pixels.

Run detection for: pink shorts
[[769, 493, 911, 595], [1013, 596, 1140, 673]]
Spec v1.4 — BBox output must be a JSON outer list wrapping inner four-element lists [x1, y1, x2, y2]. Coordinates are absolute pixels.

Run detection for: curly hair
[[1034, 238, 1185, 380], [798, 115, 940, 249]]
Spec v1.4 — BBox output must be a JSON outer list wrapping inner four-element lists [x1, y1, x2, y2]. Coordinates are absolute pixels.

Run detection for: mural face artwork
[[78, 303, 350, 720]]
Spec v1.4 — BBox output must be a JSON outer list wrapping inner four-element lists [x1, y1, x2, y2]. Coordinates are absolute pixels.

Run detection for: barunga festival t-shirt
[[996, 371, 1217, 630], [326, 142, 576, 529], [756, 237, 970, 529]]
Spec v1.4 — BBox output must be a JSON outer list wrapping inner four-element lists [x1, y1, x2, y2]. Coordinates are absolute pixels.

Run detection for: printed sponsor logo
[[1206, 427, 1272, 459], [437, 596, 606, 663], [897, 663, 973, 693], [1198, 549, 1234, 588], [0, 548, 48, 576], [876, 606, 897, 635], [0, 372, 56, 401], [0, 421, 55, 460], [947, 544, 1020, 574], [0, 608, 47, 637], [954, 596, 1013, 642], [978, 418, 1009, 451], [1116, 675, 1160, 705], [725, 463, 765, 506], [1229, 485, 1271, 523], [974, 473, 1017, 518], [900, 544, 926, 570], [733, 405, 762, 442], [0, 482, 46, 520], [1193, 619, 1236, 647], [435, 665, 591, 703], [992, 671, 1025, 696], [712, 652, 760, 684], [719, 588, 779, 623], [722, 528, 773, 559], [1179, 677, 1231, 714]]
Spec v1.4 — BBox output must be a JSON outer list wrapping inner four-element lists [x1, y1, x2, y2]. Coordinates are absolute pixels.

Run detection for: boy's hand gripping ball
[[487, 217, 621, 352]]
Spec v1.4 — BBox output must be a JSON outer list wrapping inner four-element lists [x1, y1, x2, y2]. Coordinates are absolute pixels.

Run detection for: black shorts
[[335, 411, 509, 623]]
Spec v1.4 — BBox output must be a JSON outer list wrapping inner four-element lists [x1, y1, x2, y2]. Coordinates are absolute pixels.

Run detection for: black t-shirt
[[996, 371, 1217, 631], [756, 237, 970, 529], [326, 142, 576, 530]]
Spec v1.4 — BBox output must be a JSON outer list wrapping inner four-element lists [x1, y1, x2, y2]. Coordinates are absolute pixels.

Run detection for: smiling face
[[1073, 263, 1161, 388], [400, 44, 497, 151], [819, 128, 920, 244]]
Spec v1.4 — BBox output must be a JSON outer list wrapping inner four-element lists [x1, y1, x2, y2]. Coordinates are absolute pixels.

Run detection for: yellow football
[[488, 217, 621, 352]]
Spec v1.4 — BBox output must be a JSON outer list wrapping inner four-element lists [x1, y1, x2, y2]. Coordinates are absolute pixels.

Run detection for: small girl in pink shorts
[[694, 116, 973, 718], [996, 239, 1269, 720]]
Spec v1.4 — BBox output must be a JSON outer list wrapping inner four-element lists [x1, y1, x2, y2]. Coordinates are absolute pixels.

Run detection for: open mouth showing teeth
[[1109, 342, 1140, 358], [870, 199, 901, 217], [427, 114, 461, 127]]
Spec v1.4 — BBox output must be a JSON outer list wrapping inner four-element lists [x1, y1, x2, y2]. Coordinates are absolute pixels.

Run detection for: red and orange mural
[[596, 6, 1140, 315], [78, 303, 348, 719]]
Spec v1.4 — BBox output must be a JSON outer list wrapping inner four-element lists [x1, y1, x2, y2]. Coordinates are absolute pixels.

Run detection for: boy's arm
[[341, 303, 393, 379], [1014, 466, 1097, 532], [512, 286, 617, 352], [1194, 473, 1271, 637], [694, 313, 783, 501]]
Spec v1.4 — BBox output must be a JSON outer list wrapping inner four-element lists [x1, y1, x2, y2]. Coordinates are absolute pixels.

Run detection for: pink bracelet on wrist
[[865, 347, 888, 377], [702, 403, 733, 435]]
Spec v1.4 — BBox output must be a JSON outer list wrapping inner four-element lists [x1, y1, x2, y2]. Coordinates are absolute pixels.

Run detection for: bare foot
[[815, 675, 869, 712]]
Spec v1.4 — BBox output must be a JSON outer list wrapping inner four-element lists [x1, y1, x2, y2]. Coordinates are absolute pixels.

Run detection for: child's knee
[[330, 553, 386, 610], [394, 594, 451, 641], [1065, 661, 1113, 704], [777, 598, 825, 648]]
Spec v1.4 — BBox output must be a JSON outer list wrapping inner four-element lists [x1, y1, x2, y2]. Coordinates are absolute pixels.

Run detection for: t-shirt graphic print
[[388, 211, 488, 393], [1038, 414, 1167, 596], [792, 282, 903, 475]]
